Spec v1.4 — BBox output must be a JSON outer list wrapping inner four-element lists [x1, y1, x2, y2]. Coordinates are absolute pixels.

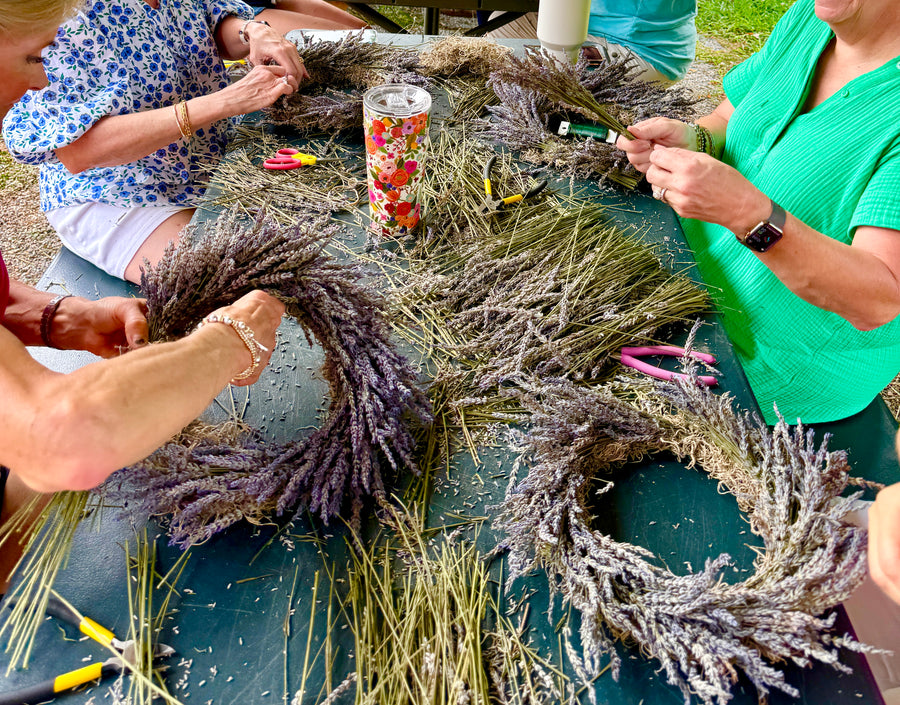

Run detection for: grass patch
[[696, 0, 793, 77]]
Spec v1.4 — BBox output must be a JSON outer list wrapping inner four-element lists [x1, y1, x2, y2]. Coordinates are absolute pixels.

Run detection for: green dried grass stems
[[345, 501, 567, 705], [123, 529, 190, 705], [0, 490, 93, 671]]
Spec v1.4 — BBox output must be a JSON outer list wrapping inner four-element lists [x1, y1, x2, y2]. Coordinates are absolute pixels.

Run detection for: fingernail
[[134, 336, 147, 346]]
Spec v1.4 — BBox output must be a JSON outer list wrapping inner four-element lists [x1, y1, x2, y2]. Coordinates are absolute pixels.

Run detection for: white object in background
[[536, 0, 591, 63]]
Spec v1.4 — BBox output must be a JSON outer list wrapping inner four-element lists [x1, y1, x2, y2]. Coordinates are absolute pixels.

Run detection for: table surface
[[2, 33, 898, 705]]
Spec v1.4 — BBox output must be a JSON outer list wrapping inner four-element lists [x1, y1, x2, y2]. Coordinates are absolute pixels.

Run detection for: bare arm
[[0, 289, 284, 492], [4, 281, 148, 354], [641, 142, 900, 330], [54, 15, 308, 174], [617, 101, 900, 330], [54, 64, 295, 173]]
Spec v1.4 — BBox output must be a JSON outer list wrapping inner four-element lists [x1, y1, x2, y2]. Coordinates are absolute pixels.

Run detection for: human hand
[[207, 290, 285, 386], [246, 24, 309, 84], [644, 144, 770, 235], [870, 482, 900, 605], [616, 117, 694, 173], [53, 296, 149, 358], [218, 64, 298, 116]]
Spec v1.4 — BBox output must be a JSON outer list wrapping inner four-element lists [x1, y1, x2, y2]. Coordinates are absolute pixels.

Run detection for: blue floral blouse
[[2, 0, 253, 212]]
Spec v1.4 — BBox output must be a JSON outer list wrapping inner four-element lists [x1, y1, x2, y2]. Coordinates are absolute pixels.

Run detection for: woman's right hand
[[217, 64, 298, 117], [616, 117, 694, 174], [207, 290, 285, 386]]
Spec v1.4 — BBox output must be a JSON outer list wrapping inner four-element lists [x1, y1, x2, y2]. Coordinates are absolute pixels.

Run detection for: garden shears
[[263, 148, 340, 170], [476, 155, 548, 216], [619, 345, 718, 387], [0, 592, 175, 705]]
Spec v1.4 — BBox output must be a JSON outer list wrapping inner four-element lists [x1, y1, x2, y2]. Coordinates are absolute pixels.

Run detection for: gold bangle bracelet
[[178, 100, 193, 139]]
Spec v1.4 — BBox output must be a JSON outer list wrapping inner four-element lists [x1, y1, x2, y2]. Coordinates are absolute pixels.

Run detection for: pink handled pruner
[[619, 345, 718, 387]]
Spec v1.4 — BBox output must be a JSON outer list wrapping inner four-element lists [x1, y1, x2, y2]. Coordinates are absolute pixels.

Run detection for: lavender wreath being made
[[106, 209, 432, 548], [494, 349, 874, 705]]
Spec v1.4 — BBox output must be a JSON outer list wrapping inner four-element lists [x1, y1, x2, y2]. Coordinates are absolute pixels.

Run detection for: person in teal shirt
[[618, 0, 900, 424], [489, 0, 697, 84]]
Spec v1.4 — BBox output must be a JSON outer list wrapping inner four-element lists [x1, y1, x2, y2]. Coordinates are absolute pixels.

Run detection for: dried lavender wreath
[[105, 208, 432, 547], [494, 359, 871, 705]]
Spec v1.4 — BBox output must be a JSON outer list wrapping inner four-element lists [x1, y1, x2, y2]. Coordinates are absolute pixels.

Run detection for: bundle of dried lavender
[[482, 52, 696, 185], [396, 142, 709, 392], [104, 208, 431, 547], [493, 350, 871, 704], [266, 32, 424, 133]]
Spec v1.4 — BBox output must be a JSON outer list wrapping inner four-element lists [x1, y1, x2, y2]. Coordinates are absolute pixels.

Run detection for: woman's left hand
[[53, 297, 149, 358], [646, 144, 770, 235], [246, 24, 309, 85]]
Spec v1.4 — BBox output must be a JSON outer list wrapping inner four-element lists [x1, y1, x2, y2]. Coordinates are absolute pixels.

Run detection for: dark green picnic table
[[1, 33, 896, 705]]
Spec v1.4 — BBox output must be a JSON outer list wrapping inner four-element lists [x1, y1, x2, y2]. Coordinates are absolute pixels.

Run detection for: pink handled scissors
[[263, 148, 339, 170], [620, 345, 718, 387]]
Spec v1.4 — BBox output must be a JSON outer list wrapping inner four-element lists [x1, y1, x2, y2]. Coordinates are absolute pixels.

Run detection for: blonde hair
[[0, 0, 84, 35]]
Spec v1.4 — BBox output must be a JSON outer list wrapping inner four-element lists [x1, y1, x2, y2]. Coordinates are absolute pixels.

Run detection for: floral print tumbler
[[363, 84, 432, 236]]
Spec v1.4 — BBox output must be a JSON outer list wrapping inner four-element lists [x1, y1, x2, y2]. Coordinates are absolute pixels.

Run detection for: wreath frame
[[494, 358, 872, 705]]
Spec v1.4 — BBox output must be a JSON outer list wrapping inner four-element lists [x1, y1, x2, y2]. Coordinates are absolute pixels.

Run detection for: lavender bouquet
[[482, 49, 697, 185], [106, 209, 432, 547]]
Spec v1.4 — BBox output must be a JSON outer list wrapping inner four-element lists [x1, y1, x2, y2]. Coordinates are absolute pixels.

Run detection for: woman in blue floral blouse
[[2, 0, 327, 282]]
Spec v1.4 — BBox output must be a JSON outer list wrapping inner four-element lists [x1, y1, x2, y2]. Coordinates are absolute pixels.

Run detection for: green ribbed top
[[681, 0, 900, 424]]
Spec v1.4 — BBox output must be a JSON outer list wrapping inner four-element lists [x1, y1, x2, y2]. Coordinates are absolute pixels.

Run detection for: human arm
[[3, 281, 148, 356], [641, 143, 900, 331], [0, 290, 284, 492], [869, 481, 900, 605], [54, 63, 297, 173]]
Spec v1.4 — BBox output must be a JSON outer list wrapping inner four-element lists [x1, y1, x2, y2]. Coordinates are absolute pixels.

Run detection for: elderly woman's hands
[[204, 290, 285, 386], [218, 64, 300, 115]]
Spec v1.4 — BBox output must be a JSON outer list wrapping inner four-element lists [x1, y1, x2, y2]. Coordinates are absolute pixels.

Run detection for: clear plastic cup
[[362, 84, 432, 236]]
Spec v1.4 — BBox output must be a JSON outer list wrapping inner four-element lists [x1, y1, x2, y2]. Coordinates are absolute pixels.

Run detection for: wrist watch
[[737, 199, 786, 252]]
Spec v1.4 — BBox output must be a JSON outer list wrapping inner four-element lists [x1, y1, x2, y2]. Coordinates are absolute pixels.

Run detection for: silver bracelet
[[196, 313, 269, 382], [239, 18, 269, 45]]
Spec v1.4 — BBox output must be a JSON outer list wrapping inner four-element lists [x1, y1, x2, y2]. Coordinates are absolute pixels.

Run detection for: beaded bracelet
[[691, 123, 716, 157], [40, 294, 72, 349], [196, 313, 269, 382], [239, 18, 269, 45]]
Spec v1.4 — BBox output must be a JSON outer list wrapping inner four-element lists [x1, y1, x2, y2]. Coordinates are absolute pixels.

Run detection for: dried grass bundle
[[494, 340, 872, 704], [396, 141, 709, 392], [418, 36, 514, 78], [346, 501, 567, 704], [102, 208, 431, 547]]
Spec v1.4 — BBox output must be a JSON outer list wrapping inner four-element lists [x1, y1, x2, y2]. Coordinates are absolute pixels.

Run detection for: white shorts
[[45, 202, 189, 279]]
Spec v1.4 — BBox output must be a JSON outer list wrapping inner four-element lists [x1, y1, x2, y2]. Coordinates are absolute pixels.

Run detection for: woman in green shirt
[[618, 0, 900, 424]]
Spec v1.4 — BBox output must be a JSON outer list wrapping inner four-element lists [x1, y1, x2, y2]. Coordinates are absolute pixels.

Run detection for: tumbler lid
[[363, 84, 431, 118]]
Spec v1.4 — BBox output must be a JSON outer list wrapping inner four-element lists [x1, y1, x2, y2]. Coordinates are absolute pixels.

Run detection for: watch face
[[745, 222, 783, 252]]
